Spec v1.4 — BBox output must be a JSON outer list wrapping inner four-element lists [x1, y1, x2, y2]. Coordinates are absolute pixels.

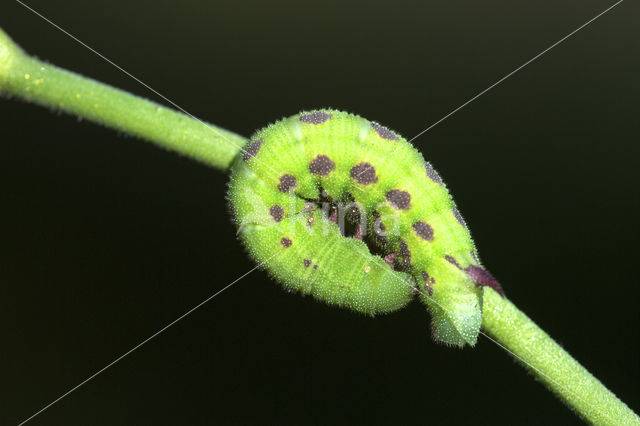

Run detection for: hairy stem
[[1, 27, 637, 425], [0, 27, 246, 171], [482, 288, 638, 425]]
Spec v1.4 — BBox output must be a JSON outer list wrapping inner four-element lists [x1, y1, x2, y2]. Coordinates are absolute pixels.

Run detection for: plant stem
[[482, 288, 638, 425], [1, 26, 637, 425], [0, 27, 246, 172]]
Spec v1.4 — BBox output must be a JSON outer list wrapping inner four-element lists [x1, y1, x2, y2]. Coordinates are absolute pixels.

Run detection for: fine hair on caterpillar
[[237, 187, 403, 243], [228, 108, 504, 347]]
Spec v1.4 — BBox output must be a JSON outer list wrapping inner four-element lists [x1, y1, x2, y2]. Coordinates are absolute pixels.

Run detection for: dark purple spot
[[281, 237, 292, 248], [384, 253, 398, 266], [242, 138, 262, 161], [445, 255, 461, 269], [425, 162, 443, 184], [350, 162, 378, 185], [313, 264, 318, 270], [421, 271, 434, 296], [466, 265, 505, 296], [277, 174, 297, 192], [303, 259, 311, 268], [412, 221, 434, 241], [309, 155, 335, 176], [269, 205, 284, 222], [300, 111, 332, 124], [371, 122, 399, 140], [398, 240, 411, 268], [452, 208, 467, 227], [386, 189, 411, 210], [422, 271, 436, 286]]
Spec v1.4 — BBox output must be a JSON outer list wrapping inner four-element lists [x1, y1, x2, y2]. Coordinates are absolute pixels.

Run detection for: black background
[[1, 1, 638, 424]]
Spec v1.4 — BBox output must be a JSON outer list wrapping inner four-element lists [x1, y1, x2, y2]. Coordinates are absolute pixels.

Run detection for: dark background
[[1, 0, 638, 424]]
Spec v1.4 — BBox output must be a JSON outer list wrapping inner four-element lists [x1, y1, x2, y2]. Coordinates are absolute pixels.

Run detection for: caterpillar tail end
[[423, 288, 483, 348]]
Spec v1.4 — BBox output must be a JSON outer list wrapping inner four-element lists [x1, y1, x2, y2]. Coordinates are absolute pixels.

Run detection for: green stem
[[482, 288, 638, 425], [1, 27, 637, 425], [0, 27, 246, 171]]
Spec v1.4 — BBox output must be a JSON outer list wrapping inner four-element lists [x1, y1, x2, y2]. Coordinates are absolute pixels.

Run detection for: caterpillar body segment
[[228, 109, 503, 346], [237, 214, 415, 315]]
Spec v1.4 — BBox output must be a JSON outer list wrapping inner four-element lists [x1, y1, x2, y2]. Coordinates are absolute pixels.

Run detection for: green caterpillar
[[228, 109, 503, 347]]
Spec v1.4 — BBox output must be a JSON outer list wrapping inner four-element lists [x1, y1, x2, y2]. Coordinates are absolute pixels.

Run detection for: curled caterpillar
[[228, 109, 503, 347]]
